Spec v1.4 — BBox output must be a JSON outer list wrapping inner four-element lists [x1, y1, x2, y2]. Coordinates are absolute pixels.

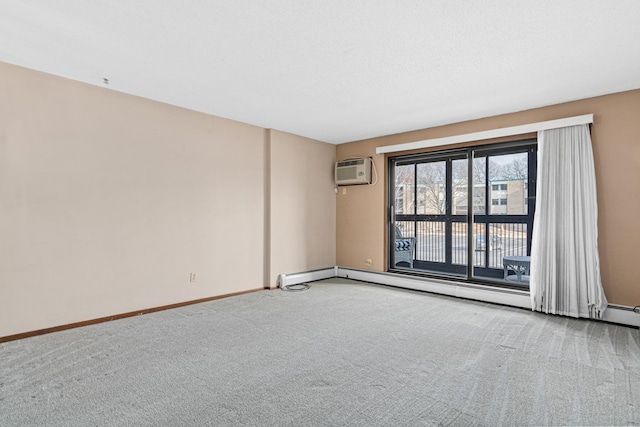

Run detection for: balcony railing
[[396, 220, 529, 270]]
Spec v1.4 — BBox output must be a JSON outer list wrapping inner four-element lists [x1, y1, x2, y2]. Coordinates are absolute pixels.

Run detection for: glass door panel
[[451, 158, 468, 266], [391, 156, 467, 276], [416, 162, 446, 215], [472, 150, 533, 283], [415, 161, 447, 266], [394, 164, 415, 216]]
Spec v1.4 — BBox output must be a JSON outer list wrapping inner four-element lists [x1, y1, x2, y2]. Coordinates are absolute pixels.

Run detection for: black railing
[[396, 220, 529, 270]]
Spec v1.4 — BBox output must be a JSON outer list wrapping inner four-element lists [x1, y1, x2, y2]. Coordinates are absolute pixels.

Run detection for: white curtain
[[530, 124, 608, 318]]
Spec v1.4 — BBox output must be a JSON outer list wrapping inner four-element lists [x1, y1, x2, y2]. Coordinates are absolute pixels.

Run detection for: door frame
[[388, 139, 537, 288]]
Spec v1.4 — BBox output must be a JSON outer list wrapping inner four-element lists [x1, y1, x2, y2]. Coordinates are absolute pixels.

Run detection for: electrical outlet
[[189, 272, 196, 282], [366, 259, 372, 266]]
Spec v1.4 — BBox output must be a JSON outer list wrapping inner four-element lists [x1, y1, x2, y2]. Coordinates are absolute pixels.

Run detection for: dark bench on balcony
[[503, 255, 531, 283]]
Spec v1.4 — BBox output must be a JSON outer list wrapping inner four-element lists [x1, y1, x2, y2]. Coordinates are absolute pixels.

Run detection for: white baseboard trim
[[278, 266, 640, 328], [603, 304, 640, 328], [278, 267, 337, 289], [336, 267, 531, 309]]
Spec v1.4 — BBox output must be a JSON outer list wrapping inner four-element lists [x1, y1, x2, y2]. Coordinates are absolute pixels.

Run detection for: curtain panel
[[530, 124, 607, 318]]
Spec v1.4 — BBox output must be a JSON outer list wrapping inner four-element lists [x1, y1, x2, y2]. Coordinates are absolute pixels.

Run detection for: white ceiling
[[2, 1, 640, 144]]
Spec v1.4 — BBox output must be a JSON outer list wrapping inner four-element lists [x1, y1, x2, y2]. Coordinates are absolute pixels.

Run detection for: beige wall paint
[[269, 129, 336, 287], [335, 145, 386, 271], [4, 57, 637, 336], [0, 62, 335, 338], [0, 62, 266, 337], [337, 89, 640, 306]]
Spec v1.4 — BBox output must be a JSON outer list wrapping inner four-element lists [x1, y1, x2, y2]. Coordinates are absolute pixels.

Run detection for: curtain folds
[[530, 124, 607, 318]]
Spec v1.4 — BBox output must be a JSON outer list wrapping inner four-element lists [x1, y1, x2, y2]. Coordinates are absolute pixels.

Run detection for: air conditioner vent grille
[[337, 159, 365, 168], [335, 158, 371, 185]]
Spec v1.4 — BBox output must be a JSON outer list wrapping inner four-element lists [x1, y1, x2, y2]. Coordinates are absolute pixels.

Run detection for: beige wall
[[335, 144, 387, 271], [337, 89, 640, 306], [4, 57, 637, 336], [269, 130, 336, 287], [0, 62, 336, 337]]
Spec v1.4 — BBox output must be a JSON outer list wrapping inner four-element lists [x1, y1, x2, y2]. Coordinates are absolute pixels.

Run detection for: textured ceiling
[[2, 1, 640, 144]]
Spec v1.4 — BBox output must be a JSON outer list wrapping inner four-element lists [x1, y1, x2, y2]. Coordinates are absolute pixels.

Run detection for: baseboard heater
[[278, 266, 640, 329], [278, 267, 338, 289]]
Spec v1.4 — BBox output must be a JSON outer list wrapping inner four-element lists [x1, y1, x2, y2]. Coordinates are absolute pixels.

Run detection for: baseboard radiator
[[278, 266, 338, 289], [279, 266, 640, 329]]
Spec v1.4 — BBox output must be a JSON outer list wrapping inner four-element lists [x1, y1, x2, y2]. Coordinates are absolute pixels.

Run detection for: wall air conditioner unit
[[335, 158, 372, 185]]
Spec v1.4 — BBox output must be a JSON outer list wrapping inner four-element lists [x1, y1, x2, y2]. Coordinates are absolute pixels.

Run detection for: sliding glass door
[[392, 152, 468, 276], [389, 140, 536, 287], [470, 146, 536, 282]]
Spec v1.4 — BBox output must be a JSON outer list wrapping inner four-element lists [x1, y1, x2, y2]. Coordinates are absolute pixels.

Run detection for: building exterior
[[395, 178, 527, 216]]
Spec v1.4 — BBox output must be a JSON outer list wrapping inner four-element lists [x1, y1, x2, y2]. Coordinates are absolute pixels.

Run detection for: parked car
[[475, 234, 502, 251]]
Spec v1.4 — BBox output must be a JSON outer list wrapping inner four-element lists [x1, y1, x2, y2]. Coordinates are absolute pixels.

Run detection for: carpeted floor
[[1, 278, 639, 426]]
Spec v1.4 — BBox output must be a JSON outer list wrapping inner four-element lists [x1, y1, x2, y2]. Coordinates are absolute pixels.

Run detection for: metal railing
[[396, 220, 529, 270]]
